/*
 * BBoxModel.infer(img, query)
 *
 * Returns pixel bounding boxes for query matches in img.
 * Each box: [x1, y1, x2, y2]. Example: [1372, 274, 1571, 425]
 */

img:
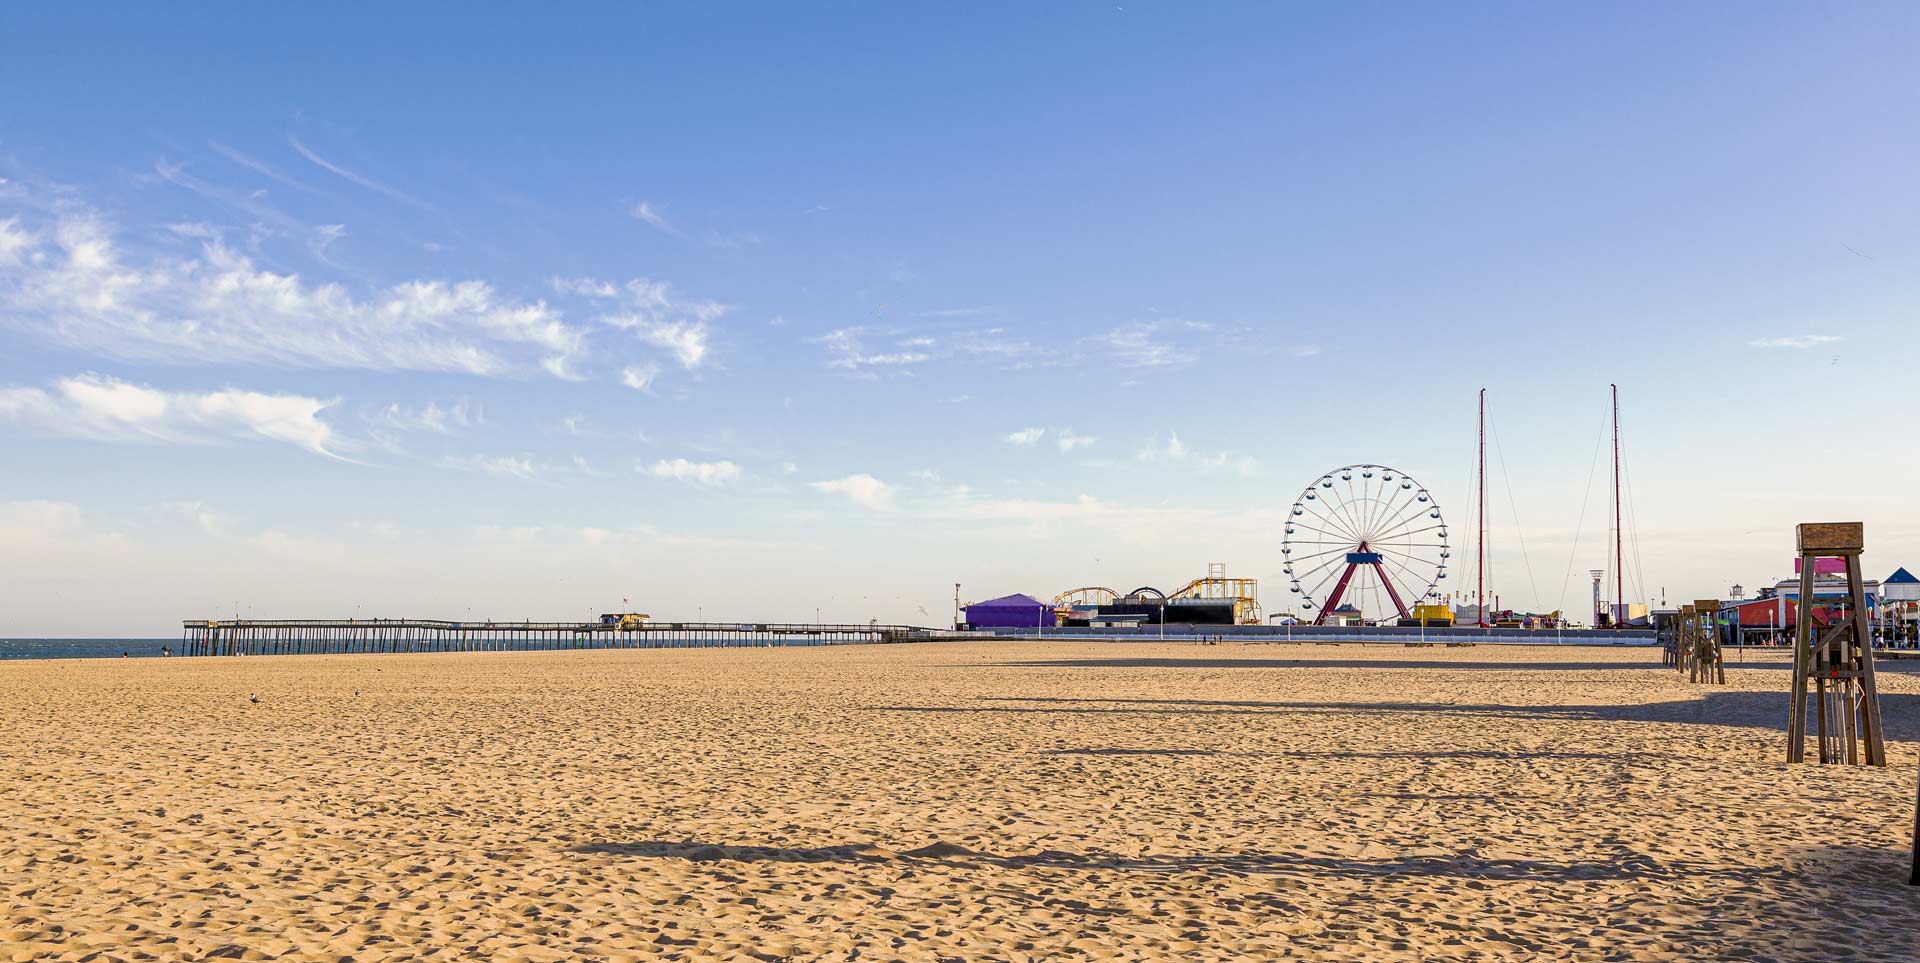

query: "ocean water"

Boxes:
[0, 639, 177, 660]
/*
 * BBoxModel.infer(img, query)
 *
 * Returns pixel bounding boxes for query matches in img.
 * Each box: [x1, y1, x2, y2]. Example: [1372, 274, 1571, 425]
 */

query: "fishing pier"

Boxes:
[178, 617, 954, 657]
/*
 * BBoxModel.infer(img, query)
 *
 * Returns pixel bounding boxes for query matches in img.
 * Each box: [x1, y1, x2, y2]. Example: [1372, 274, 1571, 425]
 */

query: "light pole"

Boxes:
[953, 583, 961, 630]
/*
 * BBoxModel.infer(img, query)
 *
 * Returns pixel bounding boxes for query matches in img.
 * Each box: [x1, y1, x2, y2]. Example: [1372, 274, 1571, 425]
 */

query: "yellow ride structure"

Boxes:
[1166, 563, 1263, 624]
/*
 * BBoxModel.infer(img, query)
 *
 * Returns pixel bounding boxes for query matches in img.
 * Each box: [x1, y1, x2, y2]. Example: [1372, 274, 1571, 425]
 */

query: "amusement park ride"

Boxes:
[1053, 563, 1263, 625]
[1281, 464, 1450, 626]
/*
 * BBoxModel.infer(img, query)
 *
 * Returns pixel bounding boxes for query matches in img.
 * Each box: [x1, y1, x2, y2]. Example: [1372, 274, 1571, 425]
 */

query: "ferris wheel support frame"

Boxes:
[1312, 541, 1411, 626]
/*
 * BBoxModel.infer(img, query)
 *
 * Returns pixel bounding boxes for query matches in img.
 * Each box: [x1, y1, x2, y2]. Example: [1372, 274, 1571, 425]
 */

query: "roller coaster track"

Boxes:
[1052, 587, 1119, 607]
[1053, 570, 1265, 625]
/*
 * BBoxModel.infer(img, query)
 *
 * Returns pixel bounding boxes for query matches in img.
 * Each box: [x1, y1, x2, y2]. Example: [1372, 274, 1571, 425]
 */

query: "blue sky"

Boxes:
[4, 3, 1918, 634]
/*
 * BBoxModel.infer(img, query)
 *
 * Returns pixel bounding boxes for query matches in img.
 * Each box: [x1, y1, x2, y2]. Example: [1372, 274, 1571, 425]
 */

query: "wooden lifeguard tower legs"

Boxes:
[1911, 767, 1919, 885]
[1786, 522, 1885, 766]
[1690, 599, 1725, 684]
[1675, 605, 1694, 677]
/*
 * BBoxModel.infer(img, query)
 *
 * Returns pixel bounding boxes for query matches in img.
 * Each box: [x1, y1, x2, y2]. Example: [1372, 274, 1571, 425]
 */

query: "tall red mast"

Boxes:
[1612, 383, 1623, 627]
[1477, 388, 1487, 628]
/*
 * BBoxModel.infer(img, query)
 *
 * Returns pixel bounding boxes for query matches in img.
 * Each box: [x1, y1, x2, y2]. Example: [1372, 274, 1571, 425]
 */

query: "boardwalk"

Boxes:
[178, 618, 955, 656]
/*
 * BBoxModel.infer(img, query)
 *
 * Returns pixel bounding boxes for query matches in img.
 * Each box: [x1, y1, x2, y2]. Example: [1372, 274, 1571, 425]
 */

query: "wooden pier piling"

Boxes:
[178, 618, 951, 657]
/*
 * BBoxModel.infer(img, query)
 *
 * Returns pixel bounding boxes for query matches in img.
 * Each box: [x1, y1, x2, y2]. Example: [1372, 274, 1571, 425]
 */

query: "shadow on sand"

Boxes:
[573, 838, 1693, 882]
[967, 654, 1920, 675]
[867, 692, 1920, 740]
[965, 657, 1668, 672]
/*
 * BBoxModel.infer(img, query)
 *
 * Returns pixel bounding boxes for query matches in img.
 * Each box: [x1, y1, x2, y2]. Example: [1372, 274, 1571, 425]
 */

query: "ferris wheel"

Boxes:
[1281, 464, 1449, 626]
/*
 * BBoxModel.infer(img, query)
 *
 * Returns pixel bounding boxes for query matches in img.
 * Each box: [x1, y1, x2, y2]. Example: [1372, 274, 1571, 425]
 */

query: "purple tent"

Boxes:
[965, 593, 1053, 629]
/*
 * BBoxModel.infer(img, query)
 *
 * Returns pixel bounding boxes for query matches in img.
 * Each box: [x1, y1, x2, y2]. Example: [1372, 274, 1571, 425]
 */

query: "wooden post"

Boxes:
[1787, 522, 1885, 766]
[1676, 605, 1695, 676]
[1691, 599, 1724, 684]
[1911, 756, 1919, 885]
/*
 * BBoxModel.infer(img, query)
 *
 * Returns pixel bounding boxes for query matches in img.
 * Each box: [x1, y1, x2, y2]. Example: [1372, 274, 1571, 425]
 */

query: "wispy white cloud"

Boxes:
[620, 363, 660, 392]
[815, 325, 1043, 374]
[0, 216, 29, 265]
[704, 228, 762, 250]
[442, 454, 544, 481]
[374, 398, 480, 434]
[1137, 431, 1186, 462]
[1055, 429, 1096, 453]
[817, 326, 932, 370]
[0, 203, 589, 378]
[208, 141, 318, 194]
[550, 276, 621, 299]
[478, 455, 540, 480]
[554, 276, 728, 370]
[1129, 432, 1253, 474]
[811, 473, 895, 510]
[309, 223, 348, 266]
[1005, 427, 1045, 446]
[1749, 335, 1843, 349]
[628, 320, 710, 369]
[643, 458, 742, 485]
[1094, 321, 1194, 368]
[629, 200, 674, 233]
[0, 373, 341, 458]
[165, 221, 221, 240]
[151, 159, 302, 234]
[1291, 345, 1322, 358]
[288, 135, 431, 209]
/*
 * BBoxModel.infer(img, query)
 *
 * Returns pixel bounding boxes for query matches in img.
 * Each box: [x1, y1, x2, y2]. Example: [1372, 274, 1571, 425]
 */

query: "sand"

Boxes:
[2, 642, 1917, 962]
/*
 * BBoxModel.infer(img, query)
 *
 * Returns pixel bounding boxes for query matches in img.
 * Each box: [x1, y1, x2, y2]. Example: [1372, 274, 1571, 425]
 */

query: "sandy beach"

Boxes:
[2, 642, 1917, 962]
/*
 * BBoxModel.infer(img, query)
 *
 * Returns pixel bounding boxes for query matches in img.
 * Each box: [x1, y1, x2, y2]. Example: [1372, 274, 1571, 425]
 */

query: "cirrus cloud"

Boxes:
[1749, 335, 1843, 349]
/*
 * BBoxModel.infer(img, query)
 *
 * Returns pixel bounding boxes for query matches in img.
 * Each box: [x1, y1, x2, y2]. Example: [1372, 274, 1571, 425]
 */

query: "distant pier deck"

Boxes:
[179, 618, 961, 657]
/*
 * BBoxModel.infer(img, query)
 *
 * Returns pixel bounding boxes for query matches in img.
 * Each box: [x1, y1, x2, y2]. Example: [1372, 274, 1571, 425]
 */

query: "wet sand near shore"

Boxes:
[2, 643, 1917, 962]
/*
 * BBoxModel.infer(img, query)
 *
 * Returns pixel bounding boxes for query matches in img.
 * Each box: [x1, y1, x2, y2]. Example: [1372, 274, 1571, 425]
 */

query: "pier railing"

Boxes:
[178, 618, 967, 657]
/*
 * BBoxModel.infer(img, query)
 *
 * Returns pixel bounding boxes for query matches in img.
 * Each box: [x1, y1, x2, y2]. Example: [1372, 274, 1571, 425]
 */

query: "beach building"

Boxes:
[1714, 571, 1888, 645]
[1325, 603, 1365, 626]
[962, 594, 1054, 629]
[1881, 567, 1918, 645]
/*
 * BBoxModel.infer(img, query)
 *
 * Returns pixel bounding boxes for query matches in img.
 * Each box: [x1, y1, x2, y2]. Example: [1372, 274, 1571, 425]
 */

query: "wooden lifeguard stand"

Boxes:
[1787, 522, 1885, 766]
[1675, 604, 1697, 676]
[1690, 599, 1725, 684]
